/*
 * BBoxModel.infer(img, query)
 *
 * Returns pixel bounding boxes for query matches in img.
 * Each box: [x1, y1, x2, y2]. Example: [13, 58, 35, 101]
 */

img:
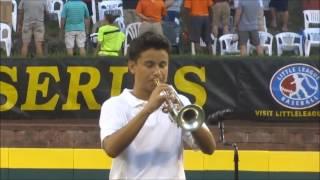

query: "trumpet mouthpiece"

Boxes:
[154, 79, 160, 86]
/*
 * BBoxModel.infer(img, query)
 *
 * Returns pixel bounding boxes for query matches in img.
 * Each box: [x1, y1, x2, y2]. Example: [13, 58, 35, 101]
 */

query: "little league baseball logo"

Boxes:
[270, 63, 320, 109]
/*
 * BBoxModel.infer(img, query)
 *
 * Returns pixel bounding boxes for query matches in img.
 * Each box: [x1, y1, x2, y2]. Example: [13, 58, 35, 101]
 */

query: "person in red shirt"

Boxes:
[136, 0, 167, 36]
[184, 0, 213, 54]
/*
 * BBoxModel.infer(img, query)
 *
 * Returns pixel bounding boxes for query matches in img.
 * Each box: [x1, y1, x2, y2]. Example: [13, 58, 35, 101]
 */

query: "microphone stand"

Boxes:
[218, 120, 239, 180]
[233, 143, 239, 180]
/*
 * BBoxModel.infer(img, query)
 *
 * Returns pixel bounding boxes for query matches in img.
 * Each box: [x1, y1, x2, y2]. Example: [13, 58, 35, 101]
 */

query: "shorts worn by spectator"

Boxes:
[234, 0, 263, 56]
[61, 0, 90, 56]
[212, 0, 231, 37]
[269, 0, 289, 32]
[136, 0, 167, 36]
[18, 0, 47, 58]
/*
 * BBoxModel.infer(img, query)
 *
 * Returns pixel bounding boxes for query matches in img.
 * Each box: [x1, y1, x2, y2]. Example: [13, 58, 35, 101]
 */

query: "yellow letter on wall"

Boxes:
[174, 66, 207, 106]
[62, 67, 100, 110]
[0, 66, 18, 111]
[109, 66, 128, 97]
[21, 67, 60, 110]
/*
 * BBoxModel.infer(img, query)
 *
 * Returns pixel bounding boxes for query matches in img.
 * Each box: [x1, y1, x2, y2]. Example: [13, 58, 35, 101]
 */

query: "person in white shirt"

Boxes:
[99, 31, 216, 180]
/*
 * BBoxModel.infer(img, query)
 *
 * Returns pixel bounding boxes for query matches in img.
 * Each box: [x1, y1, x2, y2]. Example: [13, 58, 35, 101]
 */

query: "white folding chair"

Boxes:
[98, 0, 125, 32]
[275, 32, 303, 56]
[303, 28, 320, 57]
[0, 23, 12, 57]
[124, 22, 141, 55]
[91, 0, 97, 24]
[219, 34, 240, 55]
[247, 31, 273, 56]
[191, 34, 217, 55]
[12, 0, 17, 32]
[303, 10, 320, 28]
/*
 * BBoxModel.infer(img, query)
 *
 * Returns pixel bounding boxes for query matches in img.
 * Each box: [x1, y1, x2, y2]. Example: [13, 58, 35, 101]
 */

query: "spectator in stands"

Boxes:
[61, 0, 90, 56]
[212, 0, 231, 38]
[96, 10, 125, 56]
[184, 0, 213, 54]
[163, 0, 183, 47]
[99, 31, 216, 180]
[123, 0, 140, 26]
[136, 0, 167, 36]
[18, 0, 47, 58]
[269, 0, 289, 32]
[234, 0, 263, 56]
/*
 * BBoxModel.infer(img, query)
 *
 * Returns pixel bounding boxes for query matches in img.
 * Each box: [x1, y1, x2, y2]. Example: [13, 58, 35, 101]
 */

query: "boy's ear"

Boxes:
[128, 60, 135, 74]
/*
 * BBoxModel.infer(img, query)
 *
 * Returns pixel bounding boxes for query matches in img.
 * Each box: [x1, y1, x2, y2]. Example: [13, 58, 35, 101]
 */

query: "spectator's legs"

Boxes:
[223, 25, 229, 35]
[201, 16, 211, 54]
[21, 22, 32, 57]
[258, 9, 265, 31]
[240, 45, 247, 56]
[194, 43, 201, 54]
[270, 7, 277, 28]
[79, 48, 86, 56]
[250, 30, 263, 56]
[66, 48, 74, 56]
[35, 42, 44, 57]
[256, 45, 263, 56]
[280, 11, 289, 31]
[221, 2, 230, 35]
[34, 22, 45, 57]
[239, 31, 249, 56]
[21, 42, 29, 57]
[212, 3, 220, 37]
[206, 44, 212, 55]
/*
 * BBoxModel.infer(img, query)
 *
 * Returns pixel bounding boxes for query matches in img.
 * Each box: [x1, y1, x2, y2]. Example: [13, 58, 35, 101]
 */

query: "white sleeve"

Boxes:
[99, 98, 127, 143]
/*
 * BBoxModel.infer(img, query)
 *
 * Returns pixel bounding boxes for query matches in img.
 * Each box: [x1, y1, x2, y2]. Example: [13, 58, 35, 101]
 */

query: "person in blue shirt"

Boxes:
[61, 0, 90, 56]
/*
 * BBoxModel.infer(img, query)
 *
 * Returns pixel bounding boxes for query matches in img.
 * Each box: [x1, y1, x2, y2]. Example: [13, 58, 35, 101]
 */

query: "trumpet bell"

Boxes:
[177, 104, 204, 131]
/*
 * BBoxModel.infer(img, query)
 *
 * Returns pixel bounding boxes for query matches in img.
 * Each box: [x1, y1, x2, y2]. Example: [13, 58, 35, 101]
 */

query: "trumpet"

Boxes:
[154, 79, 204, 131]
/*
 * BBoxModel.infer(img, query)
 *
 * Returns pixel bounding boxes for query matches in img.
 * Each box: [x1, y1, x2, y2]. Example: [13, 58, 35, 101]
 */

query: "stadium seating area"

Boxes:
[0, 0, 319, 57]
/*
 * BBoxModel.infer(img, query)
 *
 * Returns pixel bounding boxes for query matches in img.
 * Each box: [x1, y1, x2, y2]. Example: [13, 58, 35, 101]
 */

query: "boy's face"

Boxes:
[128, 48, 169, 95]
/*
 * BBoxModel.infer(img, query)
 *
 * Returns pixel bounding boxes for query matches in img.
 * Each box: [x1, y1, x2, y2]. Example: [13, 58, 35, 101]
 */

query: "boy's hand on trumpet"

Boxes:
[143, 80, 170, 114]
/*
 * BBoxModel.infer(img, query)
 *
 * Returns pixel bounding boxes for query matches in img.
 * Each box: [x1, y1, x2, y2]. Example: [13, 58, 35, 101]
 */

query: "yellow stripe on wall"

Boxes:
[0, 148, 319, 172]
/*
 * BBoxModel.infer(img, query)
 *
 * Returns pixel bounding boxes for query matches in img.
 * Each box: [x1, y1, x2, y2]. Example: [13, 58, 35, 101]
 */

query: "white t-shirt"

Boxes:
[99, 89, 199, 180]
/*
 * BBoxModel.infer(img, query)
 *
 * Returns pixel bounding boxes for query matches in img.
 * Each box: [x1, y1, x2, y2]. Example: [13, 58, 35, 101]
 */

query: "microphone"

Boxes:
[207, 109, 234, 143]
[207, 109, 233, 124]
